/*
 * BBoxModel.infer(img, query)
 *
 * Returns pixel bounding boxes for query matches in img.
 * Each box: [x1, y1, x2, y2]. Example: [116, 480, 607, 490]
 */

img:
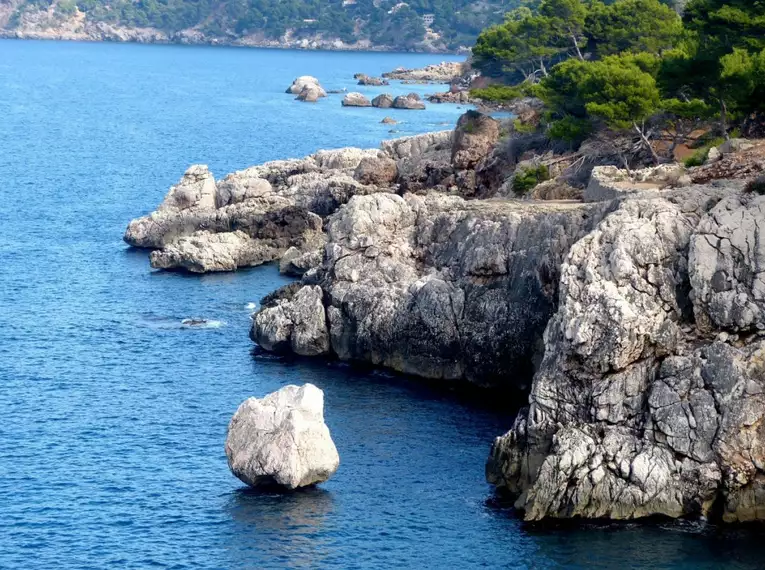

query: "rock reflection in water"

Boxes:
[224, 487, 335, 568]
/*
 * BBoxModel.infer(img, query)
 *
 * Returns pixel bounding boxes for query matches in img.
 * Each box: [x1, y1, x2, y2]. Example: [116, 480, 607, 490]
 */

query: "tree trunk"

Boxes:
[720, 98, 730, 140]
[539, 59, 548, 77]
[633, 122, 660, 164]
[568, 27, 584, 61]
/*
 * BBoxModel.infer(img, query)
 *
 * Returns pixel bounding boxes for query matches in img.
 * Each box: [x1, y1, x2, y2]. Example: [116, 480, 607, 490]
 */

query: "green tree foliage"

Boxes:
[473, 0, 680, 78]
[586, 0, 682, 56]
[541, 54, 662, 159]
[659, 1, 765, 130]
[9, 0, 520, 50]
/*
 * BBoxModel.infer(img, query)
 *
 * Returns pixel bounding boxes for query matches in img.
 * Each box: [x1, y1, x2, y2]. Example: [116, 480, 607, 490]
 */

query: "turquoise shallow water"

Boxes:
[1, 39, 765, 569]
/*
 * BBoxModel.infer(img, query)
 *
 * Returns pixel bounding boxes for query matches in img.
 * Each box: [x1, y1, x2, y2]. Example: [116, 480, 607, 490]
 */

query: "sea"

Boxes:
[1, 39, 764, 569]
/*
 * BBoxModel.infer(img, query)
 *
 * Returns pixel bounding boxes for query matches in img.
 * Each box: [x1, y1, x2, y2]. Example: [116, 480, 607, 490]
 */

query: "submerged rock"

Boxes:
[355, 74, 389, 86]
[225, 383, 340, 489]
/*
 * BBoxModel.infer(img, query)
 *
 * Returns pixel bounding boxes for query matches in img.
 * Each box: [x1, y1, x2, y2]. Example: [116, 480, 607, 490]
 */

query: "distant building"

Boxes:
[422, 13, 435, 27]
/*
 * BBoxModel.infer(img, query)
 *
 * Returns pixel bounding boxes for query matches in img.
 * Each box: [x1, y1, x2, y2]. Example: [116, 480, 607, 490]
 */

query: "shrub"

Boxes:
[683, 136, 726, 168]
[548, 116, 593, 144]
[513, 164, 549, 195]
[469, 84, 535, 103]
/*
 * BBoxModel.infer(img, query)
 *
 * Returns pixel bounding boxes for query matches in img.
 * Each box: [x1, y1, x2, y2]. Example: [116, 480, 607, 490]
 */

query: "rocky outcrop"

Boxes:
[124, 145, 394, 272]
[341, 92, 372, 107]
[382, 62, 465, 83]
[355, 74, 389, 86]
[428, 90, 471, 104]
[372, 94, 394, 108]
[451, 111, 500, 170]
[124, 128, 491, 273]
[225, 383, 340, 489]
[286, 76, 326, 97]
[487, 182, 765, 523]
[296, 85, 325, 102]
[584, 164, 689, 202]
[253, 193, 610, 385]
[392, 93, 426, 110]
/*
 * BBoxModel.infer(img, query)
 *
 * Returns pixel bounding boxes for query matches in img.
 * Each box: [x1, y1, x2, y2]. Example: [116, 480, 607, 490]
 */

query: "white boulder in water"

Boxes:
[225, 383, 339, 489]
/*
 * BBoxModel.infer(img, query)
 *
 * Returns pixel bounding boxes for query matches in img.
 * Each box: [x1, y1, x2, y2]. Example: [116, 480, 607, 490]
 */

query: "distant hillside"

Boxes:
[0, 0, 519, 51]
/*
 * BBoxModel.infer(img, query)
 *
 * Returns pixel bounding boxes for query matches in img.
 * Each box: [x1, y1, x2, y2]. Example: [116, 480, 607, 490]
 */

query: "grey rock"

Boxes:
[689, 193, 765, 332]
[584, 164, 687, 203]
[372, 94, 394, 108]
[487, 181, 765, 523]
[252, 285, 330, 356]
[225, 383, 339, 489]
[392, 94, 426, 110]
[280, 246, 324, 277]
[253, 192, 609, 385]
[286, 76, 326, 97]
[341, 92, 372, 107]
[451, 111, 500, 170]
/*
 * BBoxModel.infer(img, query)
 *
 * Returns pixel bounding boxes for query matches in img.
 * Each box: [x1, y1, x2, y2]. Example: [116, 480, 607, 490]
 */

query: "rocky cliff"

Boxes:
[127, 115, 765, 522]
[487, 183, 765, 523]
[252, 193, 609, 385]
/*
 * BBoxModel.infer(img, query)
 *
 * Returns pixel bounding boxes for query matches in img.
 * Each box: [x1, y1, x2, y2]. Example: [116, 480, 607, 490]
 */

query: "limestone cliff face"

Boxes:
[487, 184, 765, 523]
[253, 192, 609, 385]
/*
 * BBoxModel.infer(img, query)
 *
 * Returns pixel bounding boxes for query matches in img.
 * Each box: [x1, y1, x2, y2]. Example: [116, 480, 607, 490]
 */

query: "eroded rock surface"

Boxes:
[124, 143, 407, 272]
[487, 182, 765, 523]
[253, 193, 609, 385]
[225, 383, 339, 489]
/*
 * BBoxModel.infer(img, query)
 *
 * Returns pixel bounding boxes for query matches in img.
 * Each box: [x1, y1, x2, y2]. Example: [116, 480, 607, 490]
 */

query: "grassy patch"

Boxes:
[513, 165, 550, 195]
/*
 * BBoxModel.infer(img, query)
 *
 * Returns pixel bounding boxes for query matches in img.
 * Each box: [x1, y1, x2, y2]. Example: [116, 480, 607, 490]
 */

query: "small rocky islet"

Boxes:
[125, 106, 765, 521]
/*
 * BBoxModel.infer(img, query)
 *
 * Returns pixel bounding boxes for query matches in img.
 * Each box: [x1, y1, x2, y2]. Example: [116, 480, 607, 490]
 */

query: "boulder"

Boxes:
[372, 94, 394, 108]
[225, 383, 340, 489]
[286, 76, 325, 96]
[353, 156, 398, 186]
[392, 94, 425, 110]
[380, 116, 397, 124]
[451, 110, 500, 170]
[279, 246, 324, 277]
[296, 85, 325, 102]
[252, 285, 330, 356]
[528, 179, 583, 201]
[342, 92, 372, 107]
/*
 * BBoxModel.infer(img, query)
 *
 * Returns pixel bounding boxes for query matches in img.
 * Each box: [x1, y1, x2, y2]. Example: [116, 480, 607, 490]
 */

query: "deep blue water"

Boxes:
[2, 39, 765, 569]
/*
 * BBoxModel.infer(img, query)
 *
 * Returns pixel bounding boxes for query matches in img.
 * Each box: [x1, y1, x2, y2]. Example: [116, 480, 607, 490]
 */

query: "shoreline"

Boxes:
[0, 32, 467, 56]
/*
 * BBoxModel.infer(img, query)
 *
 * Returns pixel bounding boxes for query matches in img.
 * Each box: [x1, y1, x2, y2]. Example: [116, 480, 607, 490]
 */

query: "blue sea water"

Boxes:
[1, 39, 765, 569]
